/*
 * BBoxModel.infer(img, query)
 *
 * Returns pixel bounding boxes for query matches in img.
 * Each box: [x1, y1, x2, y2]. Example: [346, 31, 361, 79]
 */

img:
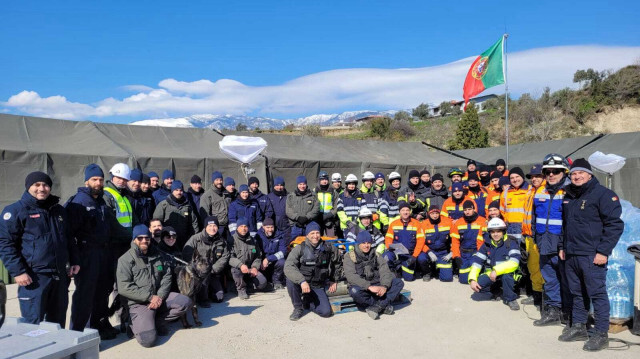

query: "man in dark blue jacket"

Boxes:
[249, 176, 275, 222]
[257, 218, 287, 289]
[127, 168, 155, 227]
[66, 164, 116, 338]
[558, 158, 624, 351]
[0, 171, 80, 327]
[152, 169, 174, 205]
[267, 177, 290, 244]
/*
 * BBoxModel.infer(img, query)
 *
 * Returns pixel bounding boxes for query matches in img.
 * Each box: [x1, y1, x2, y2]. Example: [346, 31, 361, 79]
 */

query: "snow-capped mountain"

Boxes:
[130, 110, 400, 130]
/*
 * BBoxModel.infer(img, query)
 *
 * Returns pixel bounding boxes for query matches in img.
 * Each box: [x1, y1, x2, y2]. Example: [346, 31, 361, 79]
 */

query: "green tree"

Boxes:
[301, 124, 323, 137]
[448, 103, 489, 150]
[412, 103, 431, 120]
[394, 110, 413, 122]
[235, 122, 248, 131]
[367, 116, 392, 139]
[438, 101, 452, 116]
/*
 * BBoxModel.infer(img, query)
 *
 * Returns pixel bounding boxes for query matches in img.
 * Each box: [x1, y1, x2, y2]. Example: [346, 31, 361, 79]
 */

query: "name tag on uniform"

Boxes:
[86, 206, 95, 211]
[29, 214, 40, 219]
[538, 199, 546, 202]
[307, 200, 312, 204]
[563, 201, 569, 204]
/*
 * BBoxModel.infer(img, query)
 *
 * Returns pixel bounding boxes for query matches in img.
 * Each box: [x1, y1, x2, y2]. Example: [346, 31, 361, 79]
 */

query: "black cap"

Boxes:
[510, 167, 525, 180]
[408, 170, 420, 179]
[490, 171, 502, 180]
[428, 204, 441, 213]
[190, 175, 202, 184]
[431, 173, 444, 182]
[467, 172, 479, 181]
[570, 158, 593, 175]
[478, 165, 490, 174]
[496, 159, 506, 166]
[248, 176, 260, 186]
[419, 169, 431, 176]
[488, 200, 500, 210]
[141, 174, 151, 184]
[467, 159, 477, 166]
[25, 171, 52, 190]
[463, 200, 476, 210]
[263, 218, 275, 227]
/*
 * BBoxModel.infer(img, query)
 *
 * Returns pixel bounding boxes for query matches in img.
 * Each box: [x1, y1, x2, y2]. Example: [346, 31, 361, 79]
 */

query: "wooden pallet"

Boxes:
[609, 317, 632, 334]
[330, 289, 412, 315]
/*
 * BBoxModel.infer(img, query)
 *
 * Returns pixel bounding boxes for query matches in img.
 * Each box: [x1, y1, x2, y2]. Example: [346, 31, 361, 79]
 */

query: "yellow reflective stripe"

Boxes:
[425, 228, 436, 233]
[471, 225, 481, 229]
[104, 187, 133, 228]
[436, 263, 452, 269]
[450, 233, 460, 238]
[459, 267, 471, 273]
[439, 226, 450, 231]
[401, 266, 415, 274]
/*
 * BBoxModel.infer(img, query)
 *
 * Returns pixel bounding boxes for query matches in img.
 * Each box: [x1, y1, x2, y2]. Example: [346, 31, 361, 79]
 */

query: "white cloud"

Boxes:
[3, 45, 640, 120]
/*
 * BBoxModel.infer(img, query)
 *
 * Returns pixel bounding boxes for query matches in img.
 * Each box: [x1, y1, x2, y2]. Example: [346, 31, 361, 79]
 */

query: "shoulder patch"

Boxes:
[3, 212, 11, 220]
[612, 196, 618, 201]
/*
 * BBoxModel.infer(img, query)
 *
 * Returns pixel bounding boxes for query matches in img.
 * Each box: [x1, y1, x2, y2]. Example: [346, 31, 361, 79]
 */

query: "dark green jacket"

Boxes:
[284, 238, 342, 286]
[343, 245, 394, 289]
[199, 187, 229, 226]
[229, 232, 262, 270]
[183, 230, 230, 274]
[116, 241, 172, 306]
[153, 195, 199, 245]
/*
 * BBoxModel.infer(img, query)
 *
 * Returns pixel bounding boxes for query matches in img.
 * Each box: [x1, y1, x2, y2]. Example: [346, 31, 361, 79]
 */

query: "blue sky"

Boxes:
[1, 1, 639, 123]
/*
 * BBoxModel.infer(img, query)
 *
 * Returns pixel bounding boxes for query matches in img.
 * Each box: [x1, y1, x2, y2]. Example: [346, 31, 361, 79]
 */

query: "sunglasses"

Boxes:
[544, 169, 564, 176]
[136, 236, 151, 241]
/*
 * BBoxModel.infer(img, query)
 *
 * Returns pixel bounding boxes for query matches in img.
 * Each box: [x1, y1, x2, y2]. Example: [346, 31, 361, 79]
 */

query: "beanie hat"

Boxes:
[224, 177, 235, 187]
[569, 158, 593, 175]
[84, 164, 104, 181]
[467, 172, 479, 181]
[211, 171, 223, 181]
[170, 180, 184, 191]
[238, 184, 249, 193]
[490, 171, 502, 180]
[190, 175, 202, 184]
[420, 169, 431, 177]
[263, 218, 275, 227]
[375, 172, 385, 180]
[305, 221, 321, 235]
[129, 168, 143, 182]
[161, 226, 177, 237]
[148, 171, 159, 179]
[431, 173, 444, 183]
[509, 167, 525, 180]
[467, 159, 477, 166]
[451, 182, 464, 192]
[478, 165, 490, 174]
[25, 171, 53, 190]
[488, 200, 500, 210]
[496, 159, 506, 167]
[408, 170, 420, 179]
[132, 224, 151, 239]
[236, 217, 249, 228]
[204, 216, 219, 227]
[248, 177, 260, 186]
[398, 202, 411, 212]
[428, 204, 441, 213]
[296, 175, 307, 185]
[356, 230, 373, 244]
[162, 169, 174, 181]
[141, 174, 151, 185]
[463, 200, 476, 210]
[498, 176, 511, 187]
[274, 176, 285, 186]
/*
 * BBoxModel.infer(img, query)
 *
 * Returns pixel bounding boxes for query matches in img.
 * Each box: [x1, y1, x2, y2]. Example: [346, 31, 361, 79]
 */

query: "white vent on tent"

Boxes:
[219, 135, 268, 179]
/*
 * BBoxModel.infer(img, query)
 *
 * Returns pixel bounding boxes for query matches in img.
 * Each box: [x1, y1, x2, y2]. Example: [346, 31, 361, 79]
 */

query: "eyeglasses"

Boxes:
[544, 169, 564, 176]
[136, 236, 151, 241]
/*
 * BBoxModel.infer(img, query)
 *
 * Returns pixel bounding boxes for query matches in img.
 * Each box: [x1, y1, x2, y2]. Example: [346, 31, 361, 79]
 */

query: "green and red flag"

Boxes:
[463, 36, 505, 109]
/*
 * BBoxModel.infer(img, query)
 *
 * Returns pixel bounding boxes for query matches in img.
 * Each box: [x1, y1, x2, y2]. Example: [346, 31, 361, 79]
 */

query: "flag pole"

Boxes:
[503, 33, 509, 167]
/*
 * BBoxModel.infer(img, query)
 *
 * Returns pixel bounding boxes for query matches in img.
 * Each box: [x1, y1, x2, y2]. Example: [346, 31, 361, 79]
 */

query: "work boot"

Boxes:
[534, 306, 561, 326]
[289, 308, 304, 321]
[558, 323, 588, 342]
[238, 290, 249, 300]
[156, 323, 169, 337]
[422, 273, 432, 282]
[98, 318, 118, 339]
[520, 296, 535, 305]
[507, 300, 520, 311]
[366, 305, 382, 320]
[274, 283, 285, 291]
[583, 331, 608, 352]
[383, 305, 394, 315]
[532, 291, 542, 309]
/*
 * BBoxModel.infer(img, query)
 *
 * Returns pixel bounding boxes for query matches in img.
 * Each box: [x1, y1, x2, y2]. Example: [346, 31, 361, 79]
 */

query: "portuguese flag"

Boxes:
[463, 36, 505, 109]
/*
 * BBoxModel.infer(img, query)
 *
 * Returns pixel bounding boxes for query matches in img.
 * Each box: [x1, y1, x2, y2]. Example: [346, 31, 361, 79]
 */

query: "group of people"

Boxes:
[0, 153, 624, 351]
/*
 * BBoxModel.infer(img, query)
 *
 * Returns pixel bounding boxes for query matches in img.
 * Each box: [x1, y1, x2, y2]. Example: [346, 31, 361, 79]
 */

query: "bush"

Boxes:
[390, 120, 416, 139]
[301, 124, 323, 137]
[367, 116, 392, 139]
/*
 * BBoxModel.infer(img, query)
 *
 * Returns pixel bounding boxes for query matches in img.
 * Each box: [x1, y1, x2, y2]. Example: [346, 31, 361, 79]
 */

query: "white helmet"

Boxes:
[362, 171, 375, 181]
[345, 174, 358, 183]
[331, 173, 342, 182]
[388, 171, 401, 181]
[109, 163, 131, 181]
[487, 218, 507, 231]
[358, 207, 373, 218]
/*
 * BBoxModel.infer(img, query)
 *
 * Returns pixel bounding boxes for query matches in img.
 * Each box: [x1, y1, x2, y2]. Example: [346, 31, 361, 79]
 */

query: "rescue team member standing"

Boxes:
[286, 175, 320, 240]
[199, 171, 230, 239]
[558, 159, 624, 352]
[284, 222, 341, 321]
[314, 171, 338, 236]
[521, 164, 545, 308]
[469, 218, 521, 311]
[65, 164, 115, 337]
[344, 231, 404, 320]
[0, 172, 80, 327]
[116, 225, 192, 348]
[531, 155, 572, 327]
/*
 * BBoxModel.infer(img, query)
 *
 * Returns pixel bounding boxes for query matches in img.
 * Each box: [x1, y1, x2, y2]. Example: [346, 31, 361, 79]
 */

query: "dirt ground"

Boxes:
[5, 280, 640, 359]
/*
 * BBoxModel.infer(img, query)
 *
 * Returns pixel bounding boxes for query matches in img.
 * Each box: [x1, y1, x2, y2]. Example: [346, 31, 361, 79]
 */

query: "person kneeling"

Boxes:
[468, 218, 521, 311]
[284, 222, 342, 321]
[229, 218, 268, 300]
[344, 231, 404, 320]
[116, 225, 192, 348]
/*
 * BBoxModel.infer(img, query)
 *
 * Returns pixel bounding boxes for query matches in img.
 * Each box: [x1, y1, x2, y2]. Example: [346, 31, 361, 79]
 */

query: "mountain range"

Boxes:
[130, 110, 399, 130]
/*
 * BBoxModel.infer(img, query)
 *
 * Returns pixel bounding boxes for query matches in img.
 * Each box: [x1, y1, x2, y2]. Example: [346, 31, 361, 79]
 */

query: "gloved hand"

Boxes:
[297, 216, 308, 226]
[453, 257, 463, 268]
[428, 251, 438, 262]
[322, 212, 334, 222]
[405, 256, 417, 267]
[519, 242, 528, 262]
[443, 252, 453, 262]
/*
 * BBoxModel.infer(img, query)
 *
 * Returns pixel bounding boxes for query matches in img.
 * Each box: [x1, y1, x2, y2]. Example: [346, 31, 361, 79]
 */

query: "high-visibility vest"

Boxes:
[500, 184, 531, 230]
[104, 186, 133, 228]
[316, 191, 334, 213]
[533, 186, 564, 236]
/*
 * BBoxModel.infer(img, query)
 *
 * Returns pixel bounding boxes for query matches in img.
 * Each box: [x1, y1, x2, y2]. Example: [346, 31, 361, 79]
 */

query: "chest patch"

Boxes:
[30, 214, 41, 219]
